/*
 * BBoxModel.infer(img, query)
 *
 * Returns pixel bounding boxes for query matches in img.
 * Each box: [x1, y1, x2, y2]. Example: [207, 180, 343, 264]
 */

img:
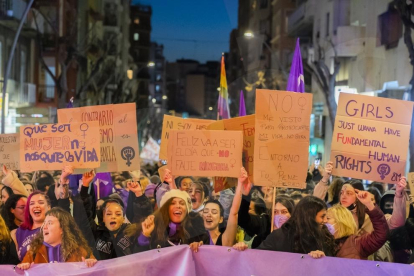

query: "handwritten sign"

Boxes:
[0, 133, 20, 170]
[160, 115, 214, 160]
[167, 130, 243, 177]
[331, 93, 413, 184]
[58, 103, 140, 172]
[254, 89, 312, 188]
[208, 115, 255, 178]
[140, 137, 160, 162]
[20, 122, 100, 172]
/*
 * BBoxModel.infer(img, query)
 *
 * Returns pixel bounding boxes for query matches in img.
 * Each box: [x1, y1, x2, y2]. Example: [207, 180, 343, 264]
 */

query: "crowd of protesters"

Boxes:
[1, 158, 414, 271]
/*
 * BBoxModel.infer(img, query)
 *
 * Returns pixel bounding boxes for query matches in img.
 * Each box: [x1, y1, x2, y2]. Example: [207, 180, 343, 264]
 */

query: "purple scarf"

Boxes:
[168, 222, 179, 237]
[43, 242, 63, 263]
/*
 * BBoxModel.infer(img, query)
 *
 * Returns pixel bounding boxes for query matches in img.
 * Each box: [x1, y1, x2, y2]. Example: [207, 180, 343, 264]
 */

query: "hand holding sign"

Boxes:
[60, 165, 74, 184]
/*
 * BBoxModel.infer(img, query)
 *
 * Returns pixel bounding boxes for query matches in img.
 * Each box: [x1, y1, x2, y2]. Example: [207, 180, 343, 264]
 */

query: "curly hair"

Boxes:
[28, 207, 92, 261]
[281, 196, 336, 255]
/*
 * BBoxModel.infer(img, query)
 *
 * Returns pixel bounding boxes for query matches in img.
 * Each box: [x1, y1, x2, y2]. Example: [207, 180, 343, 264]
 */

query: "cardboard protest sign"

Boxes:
[0, 133, 20, 170]
[20, 122, 100, 172]
[254, 89, 312, 188]
[58, 103, 140, 172]
[160, 115, 214, 160]
[331, 93, 413, 184]
[167, 130, 243, 177]
[208, 115, 255, 178]
[267, 140, 309, 188]
[408, 172, 414, 193]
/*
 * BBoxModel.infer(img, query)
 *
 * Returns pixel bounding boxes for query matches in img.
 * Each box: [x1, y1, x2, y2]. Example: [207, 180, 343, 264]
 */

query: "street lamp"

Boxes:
[244, 31, 254, 38]
[148, 61, 155, 67]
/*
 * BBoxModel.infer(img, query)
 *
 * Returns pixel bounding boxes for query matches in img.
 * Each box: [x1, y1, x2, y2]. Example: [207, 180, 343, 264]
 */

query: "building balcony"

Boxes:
[333, 26, 365, 57]
[287, 0, 315, 36]
[0, 0, 27, 21]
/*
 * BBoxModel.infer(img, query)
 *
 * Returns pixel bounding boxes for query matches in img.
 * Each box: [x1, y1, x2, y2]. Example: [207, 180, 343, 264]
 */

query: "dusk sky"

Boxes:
[132, 0, 238, 63]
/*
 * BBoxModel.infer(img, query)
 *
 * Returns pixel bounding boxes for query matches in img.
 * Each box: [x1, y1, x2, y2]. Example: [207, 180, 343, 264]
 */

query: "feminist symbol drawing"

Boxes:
[121, 147, 135, 167]
[298, 97, 306, 113]
[377, 164, 391, 180]
[80, 123, 89, 139]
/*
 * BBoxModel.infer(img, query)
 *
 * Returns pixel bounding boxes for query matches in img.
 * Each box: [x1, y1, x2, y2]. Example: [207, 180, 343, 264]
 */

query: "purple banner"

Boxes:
[1, 245, 412, 276]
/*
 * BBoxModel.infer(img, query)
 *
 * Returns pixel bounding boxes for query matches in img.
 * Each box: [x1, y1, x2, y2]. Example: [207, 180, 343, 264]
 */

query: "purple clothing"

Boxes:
[138, 233, 150, 246]
[137, 222, 180, 246]
[16, 227, 40, 260]
[43, 242, 63, 263]
[94, 173, 114, 200]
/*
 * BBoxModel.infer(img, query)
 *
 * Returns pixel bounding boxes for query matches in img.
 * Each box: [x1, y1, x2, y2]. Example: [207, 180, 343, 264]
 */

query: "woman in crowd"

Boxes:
[11, 190, 51, 260]
[23, 182, 34, 195]
[188, 181, 209, 213]
[175, 176, 194, 193]
[0, 194, 27, 231]
[128, 189, 208, 251]
[234, 196, 336, 256]
[1, 186, 13, 204]
[17, 207, 97, 270]
[367, 186, 382, 206]
[309, 190, 388, 260]
[93, 198, 136, 259]
[189, 168, 246, 251]
[273, 196, 295, 230]
[314, 162, 373, 234]
[237, 179, 270, 249]
[0, 215, 19, 265]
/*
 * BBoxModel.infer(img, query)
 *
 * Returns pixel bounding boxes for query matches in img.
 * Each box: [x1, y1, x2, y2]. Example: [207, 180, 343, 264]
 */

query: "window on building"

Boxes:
[377, 8, 403, 49]
[326, 13, 330, 37]
[156, 74, 161, 81]
[285, 10, 293, 33]
[156, 85, 160, 92]
[259, 20, 268, 34]
[134, 33, 139, 41]
[134, 18, 140, 24]
[260, 0, 268, 9]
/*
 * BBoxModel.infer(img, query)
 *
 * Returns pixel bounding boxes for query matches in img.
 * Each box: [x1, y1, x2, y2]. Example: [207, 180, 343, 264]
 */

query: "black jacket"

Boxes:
[93, 223, 136, 260]
[137, 212, 210, 251]
[0, 240, 19, 265]
[126, 192, 153, 223]
[238, 195, 271, 249]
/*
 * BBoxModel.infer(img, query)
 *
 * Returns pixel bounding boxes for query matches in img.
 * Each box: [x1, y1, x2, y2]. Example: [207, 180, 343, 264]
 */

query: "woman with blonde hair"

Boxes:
[0, 215, 19, 264]
[16, 207, 97, 270]
[309, 190, 388, 260]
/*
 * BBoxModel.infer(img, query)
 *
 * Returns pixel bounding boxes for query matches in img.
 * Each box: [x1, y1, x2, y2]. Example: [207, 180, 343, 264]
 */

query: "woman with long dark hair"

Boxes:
[127, 189, 208, 251]
[17, 207, 96, 270]
[235, 196, 336, 255]
[0, 194, 27, 231]
[273, 196, 295, 230]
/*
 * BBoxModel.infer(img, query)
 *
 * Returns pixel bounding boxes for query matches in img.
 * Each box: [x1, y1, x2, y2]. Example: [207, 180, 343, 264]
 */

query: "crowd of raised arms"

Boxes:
[1, 160, 414, 271]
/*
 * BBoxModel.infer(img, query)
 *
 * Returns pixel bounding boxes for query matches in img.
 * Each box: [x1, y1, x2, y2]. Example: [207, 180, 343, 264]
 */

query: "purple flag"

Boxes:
[3, 245, 412, 276]
[218, 55, 231, 119]
[66, 97, 74, 108]
[239, 90, 246, 117]
[286, 38, 305, 93]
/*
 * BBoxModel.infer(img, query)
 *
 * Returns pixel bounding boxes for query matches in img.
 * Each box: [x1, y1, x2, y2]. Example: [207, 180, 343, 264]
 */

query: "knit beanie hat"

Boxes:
[159, 189, 192, 213]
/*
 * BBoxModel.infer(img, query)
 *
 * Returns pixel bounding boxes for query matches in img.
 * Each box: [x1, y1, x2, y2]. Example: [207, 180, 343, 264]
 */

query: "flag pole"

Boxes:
[271, 187, 277, 232]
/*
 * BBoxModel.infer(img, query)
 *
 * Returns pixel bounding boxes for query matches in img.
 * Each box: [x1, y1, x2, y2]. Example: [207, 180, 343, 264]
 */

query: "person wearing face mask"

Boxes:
[92, 199, 136, 260]
[126, 189, 209, 251]
[10, 191, 51, 261]
[234, 196, 336, 255]
[309, 190, 388, 260]
[188, 168, 246, 252]
[17, 207, 96, 270]
[273, 196, 295, 230]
